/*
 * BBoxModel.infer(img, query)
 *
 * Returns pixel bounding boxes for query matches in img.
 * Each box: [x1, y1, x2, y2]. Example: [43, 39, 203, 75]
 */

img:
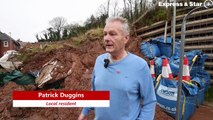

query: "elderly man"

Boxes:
[78, 16, 156, 120]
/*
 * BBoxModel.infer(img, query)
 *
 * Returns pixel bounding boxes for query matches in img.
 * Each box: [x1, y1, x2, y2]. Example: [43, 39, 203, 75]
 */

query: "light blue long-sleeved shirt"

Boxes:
[82, 53, 156, 120]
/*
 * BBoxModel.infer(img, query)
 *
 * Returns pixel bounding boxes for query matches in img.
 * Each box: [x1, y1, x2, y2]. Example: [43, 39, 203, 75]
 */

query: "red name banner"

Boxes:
[13, 91, 109, 100]
[13, 91, 110, 107]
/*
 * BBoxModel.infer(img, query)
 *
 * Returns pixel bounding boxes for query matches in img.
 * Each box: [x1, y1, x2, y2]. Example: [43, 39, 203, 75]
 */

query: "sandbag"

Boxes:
[191, 77, 206, 106]
[192, 70, 210, 91]
[173, 40, 181, 59]
[197, 88, 205, 105]
[169, 50, 208, 77]
[153, 37, 173, 57]
[140, 37, 181, 59]
[140, 41, 160, 59]
[155, 77, 197, 120]
[185, 50, 208, 67]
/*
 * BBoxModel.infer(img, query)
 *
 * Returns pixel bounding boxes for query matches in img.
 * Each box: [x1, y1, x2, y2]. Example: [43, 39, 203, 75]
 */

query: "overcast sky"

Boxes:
[0, 0, 111, 42]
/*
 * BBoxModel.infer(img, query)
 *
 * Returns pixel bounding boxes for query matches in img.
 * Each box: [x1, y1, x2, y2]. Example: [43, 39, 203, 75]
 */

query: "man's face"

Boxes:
[103, 21, 129, 55]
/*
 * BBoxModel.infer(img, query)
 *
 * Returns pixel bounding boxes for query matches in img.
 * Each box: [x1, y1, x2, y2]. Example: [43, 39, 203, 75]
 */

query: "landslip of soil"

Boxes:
[0, 38, 173, 120]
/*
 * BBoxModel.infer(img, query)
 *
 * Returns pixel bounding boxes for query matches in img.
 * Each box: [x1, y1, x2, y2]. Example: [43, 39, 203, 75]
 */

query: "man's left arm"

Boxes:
[138, 65, 157, 120]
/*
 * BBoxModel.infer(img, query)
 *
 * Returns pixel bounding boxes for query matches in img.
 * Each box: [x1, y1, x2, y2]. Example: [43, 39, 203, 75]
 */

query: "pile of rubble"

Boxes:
[0, 38, 173, 119]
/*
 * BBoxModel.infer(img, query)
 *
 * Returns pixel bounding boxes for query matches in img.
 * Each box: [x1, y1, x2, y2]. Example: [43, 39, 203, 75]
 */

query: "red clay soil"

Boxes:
[0, 38, 173, 119]
[0, 82, 174, 120]
[190, 105, 213, 120]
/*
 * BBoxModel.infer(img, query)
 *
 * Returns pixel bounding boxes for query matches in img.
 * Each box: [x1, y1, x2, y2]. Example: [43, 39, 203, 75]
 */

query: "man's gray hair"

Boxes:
[105, 16, 130, 35]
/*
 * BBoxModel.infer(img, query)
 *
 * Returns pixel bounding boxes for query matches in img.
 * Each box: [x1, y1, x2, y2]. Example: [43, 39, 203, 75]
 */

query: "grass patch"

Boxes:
[205, 86, 213, 102]
[135, 6, 168, 27]
[73, 28, 103, 46]
[85, 28, 103, 41]
[15, 28, 103, 63]
[42, 44, 63, 52]
[73, 34, 87, 46]
[15, 42, 64, 63]
[15, 47, 42, 63]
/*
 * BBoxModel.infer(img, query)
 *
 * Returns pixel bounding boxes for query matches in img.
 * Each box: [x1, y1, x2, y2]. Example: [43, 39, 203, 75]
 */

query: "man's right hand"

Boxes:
[78, 113, 88, 120]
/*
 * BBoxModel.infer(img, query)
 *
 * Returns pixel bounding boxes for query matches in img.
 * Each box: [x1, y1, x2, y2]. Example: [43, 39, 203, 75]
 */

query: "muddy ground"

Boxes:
[0, 38, 173, 120]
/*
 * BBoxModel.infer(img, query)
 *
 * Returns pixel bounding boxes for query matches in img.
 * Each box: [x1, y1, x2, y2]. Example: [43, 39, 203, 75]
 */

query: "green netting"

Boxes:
[2, 70, 35, 85]
[0, 72, 7, 86]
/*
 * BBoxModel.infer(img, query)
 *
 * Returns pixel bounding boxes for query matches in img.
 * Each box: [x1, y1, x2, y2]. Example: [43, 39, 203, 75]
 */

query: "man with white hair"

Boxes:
[78, 16, 156, 120]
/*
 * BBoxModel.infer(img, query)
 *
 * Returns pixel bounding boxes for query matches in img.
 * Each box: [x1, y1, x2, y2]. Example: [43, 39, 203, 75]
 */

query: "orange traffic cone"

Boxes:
[176, 57, 191, 82]
[162, 58, 173, 79]
[150, 60, 156, 79]
[182, 57, 190, 82]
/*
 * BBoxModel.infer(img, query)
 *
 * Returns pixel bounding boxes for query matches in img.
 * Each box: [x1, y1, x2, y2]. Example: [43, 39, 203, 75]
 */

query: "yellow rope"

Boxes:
[190, 55, 198, 71]
[182, 80, 193, 86]
[155, 74, 162, 89]
[181, 94, 186, 120]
